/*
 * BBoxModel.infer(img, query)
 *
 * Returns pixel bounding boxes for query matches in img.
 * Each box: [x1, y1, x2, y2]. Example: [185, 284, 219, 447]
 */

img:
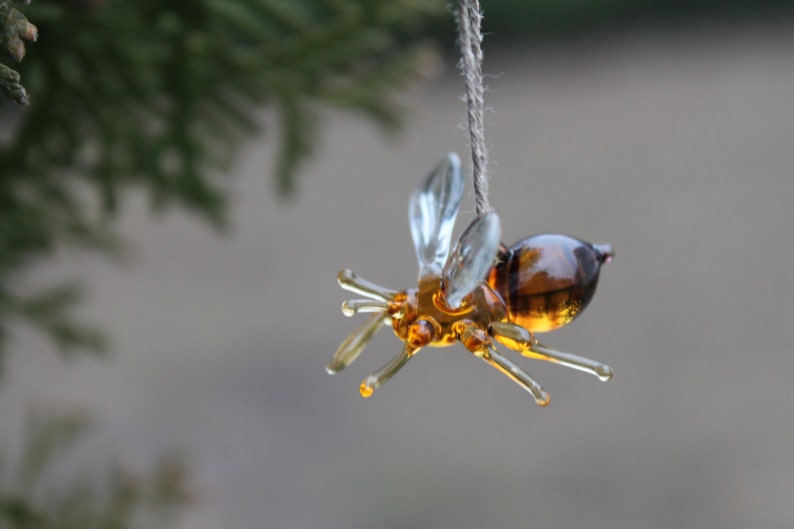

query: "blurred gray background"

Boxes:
[2, 18, 793, 529]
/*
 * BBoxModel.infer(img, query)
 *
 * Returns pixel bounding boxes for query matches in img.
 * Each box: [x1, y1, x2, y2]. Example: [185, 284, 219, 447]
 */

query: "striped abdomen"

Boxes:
[486, 234, 612, 333]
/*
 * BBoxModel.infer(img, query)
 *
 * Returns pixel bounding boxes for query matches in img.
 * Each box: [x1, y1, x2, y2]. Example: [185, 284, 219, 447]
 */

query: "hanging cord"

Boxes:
[456, 0, 491, 215]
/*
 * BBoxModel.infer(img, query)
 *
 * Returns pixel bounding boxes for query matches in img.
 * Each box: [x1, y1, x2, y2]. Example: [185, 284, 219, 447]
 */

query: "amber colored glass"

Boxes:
[487, 234, 613, 333]
[328, 153, 614, 404]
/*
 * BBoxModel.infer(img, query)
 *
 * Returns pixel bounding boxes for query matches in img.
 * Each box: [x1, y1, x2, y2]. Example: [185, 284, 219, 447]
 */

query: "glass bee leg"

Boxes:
[326, 313, 389, 374]
[337, 269, 398, 302]
[532, 340, 613, 381]
[359, 344, 415, 398]
[481, 345, 550, 406]
[341, 299, 395, 317]
[489, 321, 613, 382]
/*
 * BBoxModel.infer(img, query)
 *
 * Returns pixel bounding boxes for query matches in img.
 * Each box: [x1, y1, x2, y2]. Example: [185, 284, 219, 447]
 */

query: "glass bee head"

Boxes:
[328, 153, 613, 405]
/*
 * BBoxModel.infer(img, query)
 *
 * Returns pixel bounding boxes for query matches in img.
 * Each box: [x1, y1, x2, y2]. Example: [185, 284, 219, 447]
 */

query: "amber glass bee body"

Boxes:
[487, 234, 613, 333]
[390, 275, 507, 349]
[329, 153, 613, 405]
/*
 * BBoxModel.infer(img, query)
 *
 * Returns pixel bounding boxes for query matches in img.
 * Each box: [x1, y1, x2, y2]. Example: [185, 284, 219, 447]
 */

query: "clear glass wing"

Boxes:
[409, 153, 464, 278]
[441, 212, 501, 309]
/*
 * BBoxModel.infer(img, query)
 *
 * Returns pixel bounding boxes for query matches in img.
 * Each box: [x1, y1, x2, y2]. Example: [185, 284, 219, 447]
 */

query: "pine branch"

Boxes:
[0, 0, 38, 104]
[0, 0, 444, 362]
[0, 410, 191, 529]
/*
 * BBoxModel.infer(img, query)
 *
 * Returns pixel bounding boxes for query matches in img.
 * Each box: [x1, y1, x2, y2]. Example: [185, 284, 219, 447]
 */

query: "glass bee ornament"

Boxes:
[327, 153, 613, 405]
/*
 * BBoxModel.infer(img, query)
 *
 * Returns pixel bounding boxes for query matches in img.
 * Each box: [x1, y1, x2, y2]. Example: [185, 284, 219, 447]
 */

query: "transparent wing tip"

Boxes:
[409, 153, 465, 276]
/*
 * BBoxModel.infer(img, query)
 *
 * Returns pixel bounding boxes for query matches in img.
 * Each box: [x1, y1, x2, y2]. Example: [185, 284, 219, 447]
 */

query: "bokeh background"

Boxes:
[1, 1, 793, 528]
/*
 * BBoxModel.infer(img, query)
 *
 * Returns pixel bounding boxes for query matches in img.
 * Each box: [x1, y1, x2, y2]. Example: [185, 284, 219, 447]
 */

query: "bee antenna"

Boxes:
[337, 269, 398, 301]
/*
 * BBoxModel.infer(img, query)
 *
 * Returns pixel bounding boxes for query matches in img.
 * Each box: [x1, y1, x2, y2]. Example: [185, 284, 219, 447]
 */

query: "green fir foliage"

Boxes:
[0, 0, 443, 364]
[0, 411, 190, 529]
[0, 0, 38, 105]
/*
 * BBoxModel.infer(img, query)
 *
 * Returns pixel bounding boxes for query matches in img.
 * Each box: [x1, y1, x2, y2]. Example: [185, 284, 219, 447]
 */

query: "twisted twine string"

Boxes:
[456, 0, 491, 215]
